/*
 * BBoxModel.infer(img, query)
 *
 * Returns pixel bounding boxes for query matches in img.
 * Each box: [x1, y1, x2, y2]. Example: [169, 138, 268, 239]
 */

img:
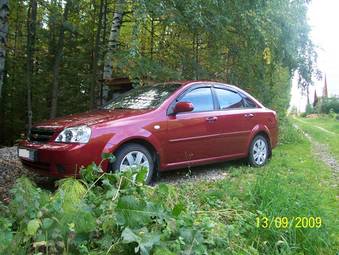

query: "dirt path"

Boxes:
[293, 124, 339, 181]
[294, 118, 336, 135]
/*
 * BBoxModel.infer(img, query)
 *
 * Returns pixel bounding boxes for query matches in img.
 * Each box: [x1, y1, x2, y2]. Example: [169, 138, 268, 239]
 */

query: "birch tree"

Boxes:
[103, 0, 125, 80]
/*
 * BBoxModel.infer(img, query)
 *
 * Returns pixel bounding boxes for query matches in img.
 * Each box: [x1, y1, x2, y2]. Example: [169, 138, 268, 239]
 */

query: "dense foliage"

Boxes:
[316, 97, 339, 114]
[0, 0, 317, 145]
[0, 160, 252, 254]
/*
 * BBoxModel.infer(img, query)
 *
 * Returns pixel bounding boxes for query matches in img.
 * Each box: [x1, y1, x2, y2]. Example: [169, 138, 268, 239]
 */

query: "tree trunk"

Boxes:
[100, 0, 108, 105]
[26, 0, 37, 132]
[103, 0, 125, 80]
[150, 17, 154, 61]
[0, 0, 9, 99]
[50, 0, 71, 119]
[90, 0, 104, 109]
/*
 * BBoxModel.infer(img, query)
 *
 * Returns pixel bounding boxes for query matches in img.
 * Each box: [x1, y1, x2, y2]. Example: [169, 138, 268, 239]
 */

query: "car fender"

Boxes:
[247, 124, 273, 151]
[102, 129, 163, 160]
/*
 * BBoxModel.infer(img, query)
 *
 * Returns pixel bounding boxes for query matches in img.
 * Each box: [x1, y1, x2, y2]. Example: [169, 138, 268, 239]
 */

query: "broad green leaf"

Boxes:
[172, 203, 186, 217]
[116, 195, 151, 228]
[121, 227, 160, 255]
[135, 166, 148, 184]
[41, 218, 54, 230]
[26, 219, 41, 236]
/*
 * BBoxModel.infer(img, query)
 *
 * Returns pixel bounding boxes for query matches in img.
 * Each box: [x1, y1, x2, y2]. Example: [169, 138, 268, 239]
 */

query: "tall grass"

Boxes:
[247, 120, 338, 254]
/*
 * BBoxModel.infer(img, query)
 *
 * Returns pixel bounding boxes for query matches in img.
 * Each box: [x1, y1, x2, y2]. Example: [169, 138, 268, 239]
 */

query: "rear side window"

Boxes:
[243, 97, 257, 108]
[215, 88, 244, 109]
[180, 87, 214, 112]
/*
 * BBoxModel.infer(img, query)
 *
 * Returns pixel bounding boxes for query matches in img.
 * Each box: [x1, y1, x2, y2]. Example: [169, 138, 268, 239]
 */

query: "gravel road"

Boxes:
[0, 147, 34, 202]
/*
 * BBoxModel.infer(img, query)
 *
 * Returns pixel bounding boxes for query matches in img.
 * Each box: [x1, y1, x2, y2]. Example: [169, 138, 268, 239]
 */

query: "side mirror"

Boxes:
[173, 101, 194, 114]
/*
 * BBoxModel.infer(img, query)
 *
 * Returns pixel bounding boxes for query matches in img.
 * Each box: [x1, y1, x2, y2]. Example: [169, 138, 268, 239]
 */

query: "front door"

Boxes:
[165, 86, 219, 165]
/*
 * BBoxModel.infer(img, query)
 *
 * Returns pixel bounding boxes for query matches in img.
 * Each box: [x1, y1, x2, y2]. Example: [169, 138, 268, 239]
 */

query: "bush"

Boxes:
[0, 160, 255, 254]
[299, 112, 307, 118]
[316, 97, 339, 114]
[328, 108, 337, 119]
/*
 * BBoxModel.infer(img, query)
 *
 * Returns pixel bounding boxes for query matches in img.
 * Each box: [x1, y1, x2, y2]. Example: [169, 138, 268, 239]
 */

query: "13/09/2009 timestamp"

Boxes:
[256, 216, 322, 229]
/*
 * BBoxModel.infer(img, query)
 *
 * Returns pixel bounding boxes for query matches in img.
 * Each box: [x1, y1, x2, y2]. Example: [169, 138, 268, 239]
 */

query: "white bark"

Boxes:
[103, 0, 125, 80]
[0, 0, 9, 98]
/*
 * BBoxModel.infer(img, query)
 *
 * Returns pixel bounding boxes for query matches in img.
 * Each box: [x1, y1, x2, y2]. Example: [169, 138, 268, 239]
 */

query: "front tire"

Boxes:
[111, 143, 154, 184]
[248, 135, 269, 167]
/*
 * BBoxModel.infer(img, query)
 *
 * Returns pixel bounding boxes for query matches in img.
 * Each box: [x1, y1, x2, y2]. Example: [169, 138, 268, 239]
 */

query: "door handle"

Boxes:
[244, 113, 254, 118]
[206, 116, 218, 122]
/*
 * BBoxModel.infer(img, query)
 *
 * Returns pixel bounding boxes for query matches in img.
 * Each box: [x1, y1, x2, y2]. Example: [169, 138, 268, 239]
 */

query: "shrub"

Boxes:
[300, 112, 307, 118]
[0, 160, 254, 254]
[316, 97, 339, 114]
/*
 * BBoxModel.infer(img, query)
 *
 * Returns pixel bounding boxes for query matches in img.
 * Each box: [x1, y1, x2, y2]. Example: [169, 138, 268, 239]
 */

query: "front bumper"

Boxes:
[18, 140, 108, 177]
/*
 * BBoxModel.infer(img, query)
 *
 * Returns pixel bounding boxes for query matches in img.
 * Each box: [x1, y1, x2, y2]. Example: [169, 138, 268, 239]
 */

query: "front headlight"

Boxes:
[55, 125, 91, 143]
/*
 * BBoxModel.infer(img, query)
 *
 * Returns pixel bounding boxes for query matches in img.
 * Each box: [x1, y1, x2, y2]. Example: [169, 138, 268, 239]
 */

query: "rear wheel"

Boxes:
[248, 135, 269, 167]
[111, 143, 154, 184]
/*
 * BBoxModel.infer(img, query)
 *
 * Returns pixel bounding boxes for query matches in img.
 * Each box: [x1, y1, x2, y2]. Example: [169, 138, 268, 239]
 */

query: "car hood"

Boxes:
[34, 109, 152, 131]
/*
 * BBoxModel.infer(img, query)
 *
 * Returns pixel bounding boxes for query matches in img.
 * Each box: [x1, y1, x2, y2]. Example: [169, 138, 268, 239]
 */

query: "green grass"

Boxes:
[178, 120, 339, 254]
[293, 116, 339, 160]
[295, 115, 339, 134]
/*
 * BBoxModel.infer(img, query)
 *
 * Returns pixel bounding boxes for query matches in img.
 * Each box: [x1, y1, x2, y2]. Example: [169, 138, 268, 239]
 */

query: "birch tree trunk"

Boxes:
[26, 0, 37, 132]
[50, 0, 70, 119]
[0, 0, 9, 99]
[103, 0, 125, 80]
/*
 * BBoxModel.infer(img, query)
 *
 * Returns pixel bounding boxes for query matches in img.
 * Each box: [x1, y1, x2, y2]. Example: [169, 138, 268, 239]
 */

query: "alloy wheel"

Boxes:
[252, 138, 267, 165]
[119, 150, 150, 177]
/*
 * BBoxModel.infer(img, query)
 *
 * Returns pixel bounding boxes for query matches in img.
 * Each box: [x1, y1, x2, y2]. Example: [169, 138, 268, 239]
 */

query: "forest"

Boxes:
[0, 0, 317, 146]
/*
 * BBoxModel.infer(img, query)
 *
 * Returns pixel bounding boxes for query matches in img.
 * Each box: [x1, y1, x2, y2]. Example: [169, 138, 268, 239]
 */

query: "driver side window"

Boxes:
[179, 87, 214, 112]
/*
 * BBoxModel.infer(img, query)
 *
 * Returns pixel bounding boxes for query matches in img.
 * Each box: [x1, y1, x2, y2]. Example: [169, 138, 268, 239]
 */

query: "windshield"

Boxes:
[103, 83, 182, 110]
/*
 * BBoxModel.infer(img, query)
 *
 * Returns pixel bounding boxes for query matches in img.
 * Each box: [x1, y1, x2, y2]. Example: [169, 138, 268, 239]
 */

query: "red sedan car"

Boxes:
[18, 81, 278, 183]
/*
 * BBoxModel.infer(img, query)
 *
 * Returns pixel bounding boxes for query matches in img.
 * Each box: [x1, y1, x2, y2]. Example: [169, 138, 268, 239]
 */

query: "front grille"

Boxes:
[29, 128, 55, 143]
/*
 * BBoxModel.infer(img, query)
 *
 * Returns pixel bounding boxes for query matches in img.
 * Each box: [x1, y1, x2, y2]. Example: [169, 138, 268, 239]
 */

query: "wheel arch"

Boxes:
[108, 138, 160, 171]
[248, 125, 272, 158]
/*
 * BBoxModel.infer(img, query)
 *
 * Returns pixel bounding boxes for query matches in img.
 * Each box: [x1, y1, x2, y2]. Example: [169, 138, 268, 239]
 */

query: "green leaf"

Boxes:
[102, 153, 116, 163]
[116, 195, 151, 228]
[172, 203, 186, 217]
[135, 166, 148, 184]
[121, 227, 160, 255]
[26, 219, 41, 236]
[41, 218, 54, 230]
[153, 248, 176, 255]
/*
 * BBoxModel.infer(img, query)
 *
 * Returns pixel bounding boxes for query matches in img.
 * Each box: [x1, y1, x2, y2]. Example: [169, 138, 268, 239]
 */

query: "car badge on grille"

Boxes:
[32, 133, 39, 139]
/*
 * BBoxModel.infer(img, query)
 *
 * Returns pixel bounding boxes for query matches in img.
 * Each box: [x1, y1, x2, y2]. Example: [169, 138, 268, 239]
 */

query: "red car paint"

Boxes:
[18, 81, 278, 177]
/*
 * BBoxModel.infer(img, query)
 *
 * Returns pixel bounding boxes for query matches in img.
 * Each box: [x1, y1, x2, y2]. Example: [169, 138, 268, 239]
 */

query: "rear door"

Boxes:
[210, 86, 257, 156]
[165, 85, 221, 165]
